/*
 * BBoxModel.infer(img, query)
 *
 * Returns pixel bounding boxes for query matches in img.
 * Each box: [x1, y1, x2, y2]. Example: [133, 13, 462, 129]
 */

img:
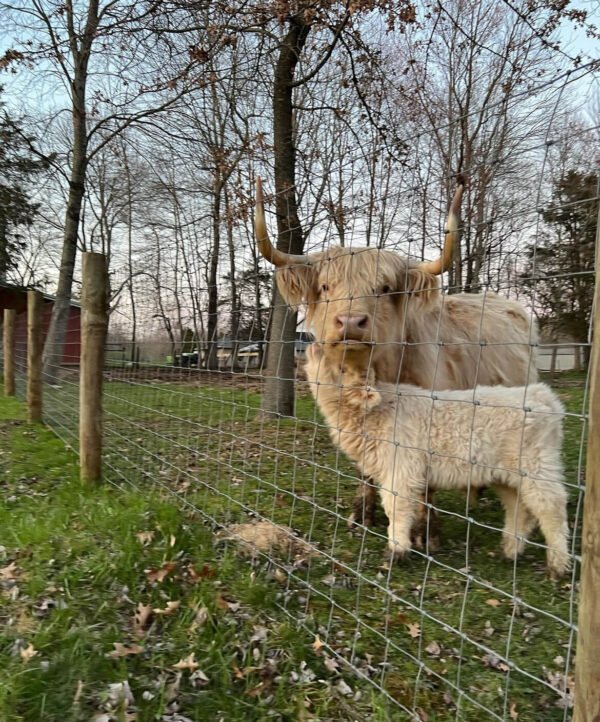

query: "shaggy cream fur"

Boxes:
[305, 345, 570, 577]
[275, 243, 539, 536]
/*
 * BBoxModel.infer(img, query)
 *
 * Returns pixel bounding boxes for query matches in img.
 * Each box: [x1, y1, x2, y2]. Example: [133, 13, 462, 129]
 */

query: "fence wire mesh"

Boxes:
[6, 59, 598, 722]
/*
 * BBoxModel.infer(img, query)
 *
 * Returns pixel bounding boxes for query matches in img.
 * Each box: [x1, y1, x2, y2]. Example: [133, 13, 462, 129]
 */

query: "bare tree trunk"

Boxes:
[206, 178, 222, 370]
[225, 186, 241, 369]
[261, 17, 310, 416]
[42, 0, 99, 379]
[42, 114, 87, 379]
[123, 148, 138, 366]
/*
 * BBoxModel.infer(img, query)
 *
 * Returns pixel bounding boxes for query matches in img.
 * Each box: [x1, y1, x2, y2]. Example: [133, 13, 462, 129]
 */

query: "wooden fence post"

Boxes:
[574, 209, 600, 722]
[3, 309, 16, 396]
[80, 252, 108, 485]
[27, 291, 43, 423]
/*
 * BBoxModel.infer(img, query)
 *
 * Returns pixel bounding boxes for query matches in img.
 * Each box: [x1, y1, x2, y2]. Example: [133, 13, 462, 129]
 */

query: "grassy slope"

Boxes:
[0, 396, 386, 722]
[0, 371, 587, 721]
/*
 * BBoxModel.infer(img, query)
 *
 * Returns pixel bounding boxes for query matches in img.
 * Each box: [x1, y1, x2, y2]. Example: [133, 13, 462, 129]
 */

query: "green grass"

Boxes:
[0, 370, 587, 721]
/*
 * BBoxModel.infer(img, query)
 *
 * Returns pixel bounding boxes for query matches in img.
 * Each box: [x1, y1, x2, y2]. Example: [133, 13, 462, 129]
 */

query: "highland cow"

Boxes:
[255, 177, 539, 543]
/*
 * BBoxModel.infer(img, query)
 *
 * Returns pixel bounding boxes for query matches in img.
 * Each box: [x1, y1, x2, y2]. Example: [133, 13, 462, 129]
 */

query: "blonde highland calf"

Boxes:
[305, 344, 570, 577]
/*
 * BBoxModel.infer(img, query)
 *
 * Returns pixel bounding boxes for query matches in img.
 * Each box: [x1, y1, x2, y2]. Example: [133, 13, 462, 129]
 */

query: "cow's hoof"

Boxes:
[347, 497, 377, 529]
[410, 520, 441, 553]
[546, 549, 570, 580]
[384, 543, 411, 566]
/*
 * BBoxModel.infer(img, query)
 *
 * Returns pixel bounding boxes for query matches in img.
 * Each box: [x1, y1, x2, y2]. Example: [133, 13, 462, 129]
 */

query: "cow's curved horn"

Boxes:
[419, 178, 465, 276]
[254, 177, 311, 267]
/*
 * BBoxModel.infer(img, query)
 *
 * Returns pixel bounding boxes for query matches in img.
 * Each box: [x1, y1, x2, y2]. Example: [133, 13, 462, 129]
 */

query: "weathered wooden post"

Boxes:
[574, 208, 600, 722]
[27, 291, 43, 423]
[3, 309, 16, 396]
[80, 252, 108, 485]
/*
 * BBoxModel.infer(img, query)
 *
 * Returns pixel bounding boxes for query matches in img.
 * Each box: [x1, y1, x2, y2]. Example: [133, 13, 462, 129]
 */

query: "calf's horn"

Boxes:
[419, 178, 465, 276]
[254, 177, 311, 267]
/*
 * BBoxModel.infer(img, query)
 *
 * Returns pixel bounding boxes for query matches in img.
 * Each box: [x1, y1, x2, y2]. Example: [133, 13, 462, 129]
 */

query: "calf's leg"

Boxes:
[520, 479, 570, 577]
[495, 485, 537, 560]
[349, 480, 442, 552]
[380, 474, 423, 562]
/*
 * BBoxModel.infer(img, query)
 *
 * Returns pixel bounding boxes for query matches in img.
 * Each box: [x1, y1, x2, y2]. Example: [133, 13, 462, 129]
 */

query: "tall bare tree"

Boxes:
[1, 0, 217, 376]
[260, 1, 415, 416]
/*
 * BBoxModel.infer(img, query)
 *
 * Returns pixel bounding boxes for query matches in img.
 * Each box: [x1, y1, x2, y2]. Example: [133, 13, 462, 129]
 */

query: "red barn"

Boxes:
[0, 283, 81, 365]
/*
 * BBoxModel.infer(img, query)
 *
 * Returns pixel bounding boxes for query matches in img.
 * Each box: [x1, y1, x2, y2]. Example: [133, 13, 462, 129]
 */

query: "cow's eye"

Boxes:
[380, 285, 392, 294]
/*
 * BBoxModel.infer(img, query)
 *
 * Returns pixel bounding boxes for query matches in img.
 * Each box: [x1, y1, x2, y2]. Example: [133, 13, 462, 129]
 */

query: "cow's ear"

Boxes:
[275, 265, 316, 307]
[405, 268, 440, 306]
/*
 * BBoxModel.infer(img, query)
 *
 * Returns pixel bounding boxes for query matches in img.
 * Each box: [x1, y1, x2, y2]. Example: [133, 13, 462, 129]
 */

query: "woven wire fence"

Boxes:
[9, 63, 598, 721]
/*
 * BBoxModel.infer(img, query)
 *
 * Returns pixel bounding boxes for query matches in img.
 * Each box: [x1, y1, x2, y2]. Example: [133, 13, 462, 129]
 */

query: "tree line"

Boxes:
[0, 0, 598, 412]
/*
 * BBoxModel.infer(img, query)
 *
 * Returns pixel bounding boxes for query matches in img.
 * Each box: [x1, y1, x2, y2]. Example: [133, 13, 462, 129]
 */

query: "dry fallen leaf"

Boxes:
[312, 635, 325, 652]
[19, 643, 38, 662]
[484, 620, 495, 638]
[108, 642, 144, 659]
[136, 531, 154, 546]
[509, 702, 519, 720]
[153, 600, 181, 616]
[190, 605, 209, 632]
[246, 664, 276, 698]
[337, 679, 353, 697]
[107, 680, 135, 707]
[481, 652, 509, 672]
[250, 625, 268, 644]
[272, 568, 287, 584]
[188, 563, 215, 582]
[189, 668, 209, 688]
[0, 561, 18, 581]
[486, 598, 501, 607]
[543, 666, 575, 709]
[216, 595, 240, 613]
[407, 623, 421, 639]
[145, 561, 176, 584]
[323, 655, 339, 673]
[133, 603, 153, 638]
[165, 672, 182, 703]
[425, 641, 441, 656]
[173, 653, 199, 671]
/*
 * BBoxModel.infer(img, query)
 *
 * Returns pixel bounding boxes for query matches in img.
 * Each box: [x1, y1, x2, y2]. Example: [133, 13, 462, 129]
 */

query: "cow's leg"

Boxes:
[348, 478, 378, 528]
[411, 488, 441, 552]
[467, 487, 481, 508]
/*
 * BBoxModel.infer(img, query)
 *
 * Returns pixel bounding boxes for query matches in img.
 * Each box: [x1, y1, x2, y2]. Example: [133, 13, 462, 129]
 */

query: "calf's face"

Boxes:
[304, 343, 380, 410]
